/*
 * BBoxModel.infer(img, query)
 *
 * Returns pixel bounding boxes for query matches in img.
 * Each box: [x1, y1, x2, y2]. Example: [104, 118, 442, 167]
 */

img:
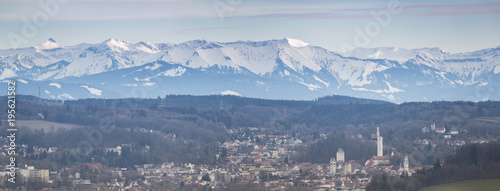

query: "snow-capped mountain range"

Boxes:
[1, 38, 499, 102]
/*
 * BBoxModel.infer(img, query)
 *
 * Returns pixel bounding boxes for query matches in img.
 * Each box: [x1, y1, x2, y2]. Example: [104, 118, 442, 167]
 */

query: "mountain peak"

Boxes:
[104, 38, 128, 43]
[103, 38, 130, 52]
[35, 38, 61, 50]
[285, 37, 309, 48]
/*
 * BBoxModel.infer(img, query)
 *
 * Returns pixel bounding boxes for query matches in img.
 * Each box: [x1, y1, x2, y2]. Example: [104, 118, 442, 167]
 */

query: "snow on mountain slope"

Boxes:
[343, 47, 449, 62]
[0, 69, 16, 80]
[344, 46, 500, 85]
[81, 85, 102, 96]
[0, 38, 499, 102]
[49, 83, 61, 89]
[105, 38, 130, 52]
[221, 90, 241, 96]
[286, 38, 309, 48]
[161, 66, 186, 77]
[35, 38, 61, 51]
[0, 38, 392, 83]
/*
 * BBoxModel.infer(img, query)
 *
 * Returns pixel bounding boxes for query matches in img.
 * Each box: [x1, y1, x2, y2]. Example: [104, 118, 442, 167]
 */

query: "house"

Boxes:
[372, 156, 390, 165]
[365, 156, 389, 166]
[35, 147, 48, 154]
[111, 170, 122, 178]
[450, 128, 459, 135]
[73, 179, 94, 190]
[430, 123, 436, 131]
[105, 146, 122, 155]
[435, 127, 446, 134]
[447, 140, 466, 147]
[443, 134, 452, 139]
[417, 139, 430, 145]
[253, 155, 263, 164]
[422, 126, 431, 133]
[48, 147, 58, 153]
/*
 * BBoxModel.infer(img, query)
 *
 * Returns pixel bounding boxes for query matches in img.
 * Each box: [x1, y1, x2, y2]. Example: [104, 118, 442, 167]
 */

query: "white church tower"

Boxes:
[329, 158, 336, 176]
[404, 155, 409, 171]
[377, 127, 383, 156]
[336, 148, 345, 162]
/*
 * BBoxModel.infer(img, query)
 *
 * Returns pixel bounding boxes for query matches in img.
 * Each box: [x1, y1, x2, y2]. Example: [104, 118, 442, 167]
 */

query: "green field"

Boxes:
[5, 120, 83, 132]
[420, 179, 500, 191]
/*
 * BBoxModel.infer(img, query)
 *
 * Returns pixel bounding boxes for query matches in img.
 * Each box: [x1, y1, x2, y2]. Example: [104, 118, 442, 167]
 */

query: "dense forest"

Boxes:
[287, 101, 500, 128]
[366, 141, 500, 191]
[297, 132, 377, 163]
[63, 94, 388, 109]
[1, 95, 499, 170]
[0, 126, 221, 169]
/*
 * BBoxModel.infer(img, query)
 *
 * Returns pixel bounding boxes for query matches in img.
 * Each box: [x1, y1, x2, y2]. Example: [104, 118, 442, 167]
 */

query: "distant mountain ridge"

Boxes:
[0, 38, 499, 102]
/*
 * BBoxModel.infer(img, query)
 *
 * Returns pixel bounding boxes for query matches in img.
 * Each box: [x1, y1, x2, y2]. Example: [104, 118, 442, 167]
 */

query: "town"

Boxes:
[0, 121, 494, 191]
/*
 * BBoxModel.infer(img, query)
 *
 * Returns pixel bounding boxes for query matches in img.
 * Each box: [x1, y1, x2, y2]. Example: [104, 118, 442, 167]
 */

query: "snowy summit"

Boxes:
[35, 38, 61, 50]
[286, 38, 309, 48]
[105, 38, 131, 52]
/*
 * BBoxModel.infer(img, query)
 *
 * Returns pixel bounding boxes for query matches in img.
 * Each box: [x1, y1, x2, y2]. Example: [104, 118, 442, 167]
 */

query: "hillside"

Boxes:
[420, 179, 500, 191]
[1, 95, 499, 168]
[367, 141, 500, 191]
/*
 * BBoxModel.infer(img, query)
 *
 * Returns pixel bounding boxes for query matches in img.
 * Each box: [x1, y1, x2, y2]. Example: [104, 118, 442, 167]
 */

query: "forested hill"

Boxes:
[61, 94, 390, 109]
[367, 141, 500, 191]
[287, 101, 500, 128]
[2, 94, 499, 168]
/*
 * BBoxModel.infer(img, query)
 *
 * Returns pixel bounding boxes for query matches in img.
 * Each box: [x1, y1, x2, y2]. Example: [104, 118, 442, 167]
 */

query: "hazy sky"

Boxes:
[1, 0, 500, 53]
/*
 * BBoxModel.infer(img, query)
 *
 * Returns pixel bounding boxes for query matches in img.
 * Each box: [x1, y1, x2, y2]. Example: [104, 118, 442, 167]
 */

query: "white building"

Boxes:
[336, 148, 345, 162]
[377, 127, 383, 157]
[343, 163, 352, 175]
[329, 158, 336, 176]
[422, 126, 431, 133]
[435, 127, 446, 134]
[404, 155, 409, 171]
[19, 165, 50, 183]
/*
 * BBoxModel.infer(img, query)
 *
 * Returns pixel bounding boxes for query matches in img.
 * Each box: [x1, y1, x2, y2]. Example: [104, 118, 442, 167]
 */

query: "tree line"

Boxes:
[367, 141, 500, 191]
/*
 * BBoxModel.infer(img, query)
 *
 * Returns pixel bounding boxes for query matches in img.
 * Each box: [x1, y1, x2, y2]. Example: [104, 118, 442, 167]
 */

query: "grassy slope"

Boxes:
[420, 179, 500, 191]
[11, 120, 83, 131]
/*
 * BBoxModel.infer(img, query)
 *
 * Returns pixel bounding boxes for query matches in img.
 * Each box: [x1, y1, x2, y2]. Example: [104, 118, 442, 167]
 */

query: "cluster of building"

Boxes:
[4, 124, 486, 190]
[420, 123, 474, 149]
[422, 123, 460, 139]
[161, 126, 415, 190]
[0, 126, 418, 190]
[0, 165, 52, 188]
